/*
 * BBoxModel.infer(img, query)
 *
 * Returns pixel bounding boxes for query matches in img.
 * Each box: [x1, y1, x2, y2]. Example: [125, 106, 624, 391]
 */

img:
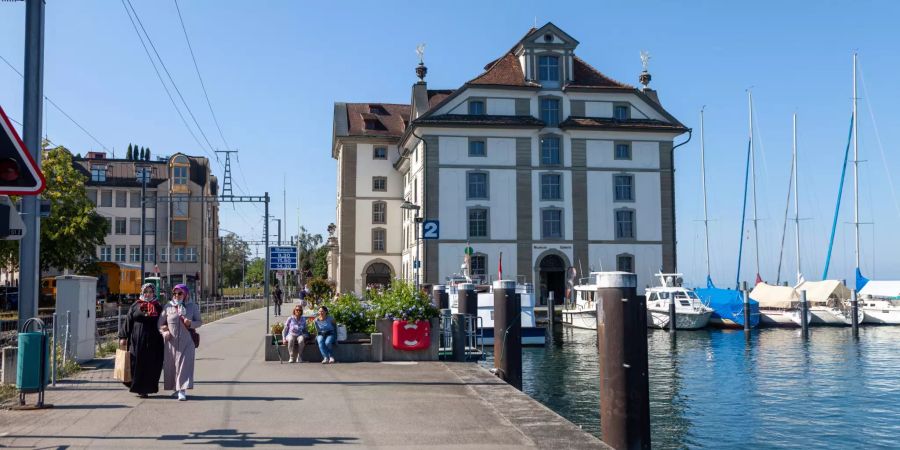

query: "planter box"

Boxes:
[377, 318, 439, 362]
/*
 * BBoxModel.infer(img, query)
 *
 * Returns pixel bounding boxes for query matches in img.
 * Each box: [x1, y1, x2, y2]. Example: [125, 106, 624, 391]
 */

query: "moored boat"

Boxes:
[795, 280, 863, 326]
[448, 280, 546, 345]
[859, 281, 900, 325]
[695, 287, 760, 328]
[646, 274, 713, 330]
[750, 282, 807, 327]
[560, 274, 600, 330]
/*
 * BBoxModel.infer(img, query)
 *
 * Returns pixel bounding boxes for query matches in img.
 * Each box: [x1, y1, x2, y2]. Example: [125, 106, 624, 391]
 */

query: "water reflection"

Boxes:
[482, 326, 900, 449]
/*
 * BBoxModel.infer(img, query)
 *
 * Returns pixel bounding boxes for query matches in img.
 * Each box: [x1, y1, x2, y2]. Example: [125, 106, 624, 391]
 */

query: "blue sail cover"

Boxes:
[855, 268, 869, 292]
[696, 287, 760, 328]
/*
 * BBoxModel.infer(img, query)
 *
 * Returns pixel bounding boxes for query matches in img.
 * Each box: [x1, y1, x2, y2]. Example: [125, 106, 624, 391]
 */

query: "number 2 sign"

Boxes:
[422, 220, 439, 240]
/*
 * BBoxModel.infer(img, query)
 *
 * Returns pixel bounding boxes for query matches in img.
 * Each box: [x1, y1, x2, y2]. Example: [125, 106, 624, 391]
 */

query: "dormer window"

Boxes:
[172, 155, 190, 186]
[368, 104, 389, 115]
[613, 104, 630, 120]
[90, 165, 107, 182]
[364, 119, 387, 131]
[468, 100, 485, 115]
[538, 55, 560, 86]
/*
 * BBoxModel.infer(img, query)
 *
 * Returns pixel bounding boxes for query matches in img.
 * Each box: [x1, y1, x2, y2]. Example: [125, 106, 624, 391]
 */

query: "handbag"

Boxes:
[188, 328, 200, 348]
[113, 348, 131, 383]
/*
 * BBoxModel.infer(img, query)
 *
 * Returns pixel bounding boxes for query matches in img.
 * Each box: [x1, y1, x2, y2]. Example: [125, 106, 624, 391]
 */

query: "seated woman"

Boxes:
[282, 305, 308, 363]
[315, 306, 338, 364]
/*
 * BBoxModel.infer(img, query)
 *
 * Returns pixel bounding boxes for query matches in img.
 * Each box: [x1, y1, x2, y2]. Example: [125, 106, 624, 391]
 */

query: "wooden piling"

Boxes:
[493, 280, 521, 390]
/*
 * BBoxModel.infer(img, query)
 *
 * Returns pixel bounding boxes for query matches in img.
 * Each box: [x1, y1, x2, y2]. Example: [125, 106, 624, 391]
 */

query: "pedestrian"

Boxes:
[298, 285, 307, 308]
[159, 283, 202, 401]
[273, 284, 283, 316]
[118, 283, 164, 398]
[282, 305, 309, 363]
[315, 305, 338, 364]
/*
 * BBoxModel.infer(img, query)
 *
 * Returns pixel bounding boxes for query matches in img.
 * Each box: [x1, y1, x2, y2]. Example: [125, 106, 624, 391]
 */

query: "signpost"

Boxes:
[268, 246, 298, 271]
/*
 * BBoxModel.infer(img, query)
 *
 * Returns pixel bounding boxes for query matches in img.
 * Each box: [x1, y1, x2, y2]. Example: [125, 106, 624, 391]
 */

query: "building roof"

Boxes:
[469, 52, 540, 87]
[560, 117, 688, 133]
[568, 56, 633, 90]
[427, 90, 454, 109]
[412, 114, 544, 128]
[344, 103, 410, 138]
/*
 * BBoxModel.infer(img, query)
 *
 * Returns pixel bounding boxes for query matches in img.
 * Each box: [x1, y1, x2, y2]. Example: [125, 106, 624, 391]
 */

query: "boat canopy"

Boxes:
[859, 281, 900, 299]
[794, 280, 850, 303]
[749, 283, 799, 308]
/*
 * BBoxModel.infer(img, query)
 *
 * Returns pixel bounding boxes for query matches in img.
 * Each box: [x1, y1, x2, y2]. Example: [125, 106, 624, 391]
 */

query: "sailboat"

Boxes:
[692, 107, 760, 328]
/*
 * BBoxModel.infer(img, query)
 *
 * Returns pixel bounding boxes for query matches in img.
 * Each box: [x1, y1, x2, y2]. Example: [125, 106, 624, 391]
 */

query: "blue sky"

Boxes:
[1, 1, 898, 286]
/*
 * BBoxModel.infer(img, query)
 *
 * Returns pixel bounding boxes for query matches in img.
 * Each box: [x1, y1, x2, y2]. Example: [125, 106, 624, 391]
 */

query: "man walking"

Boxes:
[273, 283, 284, 316]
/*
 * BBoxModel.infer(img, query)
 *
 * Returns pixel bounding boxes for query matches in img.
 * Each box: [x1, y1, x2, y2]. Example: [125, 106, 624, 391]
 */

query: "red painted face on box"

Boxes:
[392, 320, 431, 351]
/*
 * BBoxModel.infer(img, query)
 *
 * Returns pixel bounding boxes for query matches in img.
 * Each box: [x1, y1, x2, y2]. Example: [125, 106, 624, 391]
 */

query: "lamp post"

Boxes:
[400, 200, 422, 291]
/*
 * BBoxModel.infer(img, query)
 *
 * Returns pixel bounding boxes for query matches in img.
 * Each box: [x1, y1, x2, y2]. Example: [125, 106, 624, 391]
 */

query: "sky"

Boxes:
[1, 1, 899, 287]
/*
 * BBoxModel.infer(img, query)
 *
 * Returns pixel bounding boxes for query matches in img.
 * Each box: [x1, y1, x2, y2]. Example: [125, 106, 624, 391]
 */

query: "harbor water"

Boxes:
[481, 326, 900, 449]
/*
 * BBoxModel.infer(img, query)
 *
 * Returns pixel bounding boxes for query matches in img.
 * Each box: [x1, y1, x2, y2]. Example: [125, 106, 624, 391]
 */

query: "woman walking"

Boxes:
[159, 284, 202, 401]
[282, 305, 308, 363]
[315, 306, 338, 364]
[118, 283, 164, 398]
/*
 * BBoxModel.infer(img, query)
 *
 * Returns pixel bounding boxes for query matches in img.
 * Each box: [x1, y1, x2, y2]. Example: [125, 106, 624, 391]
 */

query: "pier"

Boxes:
[0, 306, 605, 449]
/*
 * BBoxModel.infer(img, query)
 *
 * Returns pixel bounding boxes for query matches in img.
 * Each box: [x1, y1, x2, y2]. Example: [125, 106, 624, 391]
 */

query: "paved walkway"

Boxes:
[0, 306, 604, 449]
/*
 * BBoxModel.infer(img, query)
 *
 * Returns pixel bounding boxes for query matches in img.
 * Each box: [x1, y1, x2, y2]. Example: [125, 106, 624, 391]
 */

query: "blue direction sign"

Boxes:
[268, 246, 298, 270]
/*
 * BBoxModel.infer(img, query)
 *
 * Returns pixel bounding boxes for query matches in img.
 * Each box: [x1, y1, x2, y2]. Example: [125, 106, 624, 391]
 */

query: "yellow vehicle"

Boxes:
[39, 277, 57, 307]
[97, 262, 142, 303]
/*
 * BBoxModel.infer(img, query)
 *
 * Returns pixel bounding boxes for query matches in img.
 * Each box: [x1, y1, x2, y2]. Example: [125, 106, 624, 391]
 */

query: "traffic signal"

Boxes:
[0, 105, 45, 195]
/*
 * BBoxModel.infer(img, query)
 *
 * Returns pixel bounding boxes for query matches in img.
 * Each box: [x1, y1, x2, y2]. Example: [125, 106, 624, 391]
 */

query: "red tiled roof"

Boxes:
[414, 114, 544, 128]
[568, 56, 632, 89]
[560, 117, 687, 132]
[427, 90, 454, 109]
[346, 103, 410, 137]
[468, 53, 539, 87]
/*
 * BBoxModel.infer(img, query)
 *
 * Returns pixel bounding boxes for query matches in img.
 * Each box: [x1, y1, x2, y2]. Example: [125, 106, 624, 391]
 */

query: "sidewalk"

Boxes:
[0, 306, 605, 449]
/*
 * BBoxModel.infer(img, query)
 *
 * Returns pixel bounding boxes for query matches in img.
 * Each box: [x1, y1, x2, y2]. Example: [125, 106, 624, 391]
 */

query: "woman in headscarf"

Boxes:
[118, 283, 164, 398]
[158, 283, 202, 401]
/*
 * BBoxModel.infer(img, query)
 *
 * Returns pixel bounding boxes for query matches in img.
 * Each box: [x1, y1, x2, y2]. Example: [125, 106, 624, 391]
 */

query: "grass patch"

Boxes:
[96, 337, 119, 358]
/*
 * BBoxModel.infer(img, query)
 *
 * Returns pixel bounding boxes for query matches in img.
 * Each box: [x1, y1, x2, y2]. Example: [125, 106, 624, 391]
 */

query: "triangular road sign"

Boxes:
[0, 104, 46, 195]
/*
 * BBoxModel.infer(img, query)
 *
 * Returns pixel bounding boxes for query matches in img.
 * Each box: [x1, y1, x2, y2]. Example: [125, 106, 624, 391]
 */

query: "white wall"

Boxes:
[354, 198, 403, 254]
[355, 142, 403, 198]
[588, 243, 662, 294]
[586, 171, 661, 241]
[531, 170, 573, 240]
[585, 140, 660, 169]
[438, 168, 517, 240]
[437, 136, 516, 166]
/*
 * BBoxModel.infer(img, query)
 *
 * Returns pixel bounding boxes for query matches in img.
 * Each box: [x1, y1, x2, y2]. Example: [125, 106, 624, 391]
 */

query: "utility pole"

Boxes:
[264, 193, 271, 332]
[272, 218, 282, 246]
[18, 0, 45, 330]
[138, 166, 150, 283]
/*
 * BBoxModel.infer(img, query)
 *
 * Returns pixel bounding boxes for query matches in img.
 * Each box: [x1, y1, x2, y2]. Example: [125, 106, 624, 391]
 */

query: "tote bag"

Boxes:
[113, 349, 131, 383]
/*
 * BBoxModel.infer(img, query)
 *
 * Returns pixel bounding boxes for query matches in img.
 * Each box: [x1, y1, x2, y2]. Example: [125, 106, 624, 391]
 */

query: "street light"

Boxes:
[400, 200, 422, 291]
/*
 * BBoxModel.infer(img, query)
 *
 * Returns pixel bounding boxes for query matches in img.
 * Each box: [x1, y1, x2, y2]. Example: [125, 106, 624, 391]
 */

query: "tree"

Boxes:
[75, 153, 81, 158]
[312, 246, 329, 279]
[220, 232, 250, 287]
[125, 146, 133, 160]
[296, 226, 323, 284]
[138, 148, 145, 160]
[144, 147, 151, 161]
[245, 258, 265, 286]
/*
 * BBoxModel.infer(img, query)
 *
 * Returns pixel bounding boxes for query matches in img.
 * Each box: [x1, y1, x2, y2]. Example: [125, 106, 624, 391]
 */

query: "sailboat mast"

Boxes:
[700, 107, 711, 281]
[853, 52, 860, 270]
[749, 91, 761, 280]
[793, 113, 801, 284]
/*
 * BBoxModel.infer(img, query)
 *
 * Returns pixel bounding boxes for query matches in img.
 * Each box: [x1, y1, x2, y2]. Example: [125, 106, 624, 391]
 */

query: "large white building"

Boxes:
[332, 23, 687, 299]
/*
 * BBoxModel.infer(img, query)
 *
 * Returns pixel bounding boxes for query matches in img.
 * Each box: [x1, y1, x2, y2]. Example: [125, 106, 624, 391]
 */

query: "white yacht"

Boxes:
[646, 273, 714, 330]
[448, 281, 546, 345]
[860, 281, 900, 325]
[795, 280, 863, 326]
[560, 274, 600, 330]
[750, 282, 808, 327]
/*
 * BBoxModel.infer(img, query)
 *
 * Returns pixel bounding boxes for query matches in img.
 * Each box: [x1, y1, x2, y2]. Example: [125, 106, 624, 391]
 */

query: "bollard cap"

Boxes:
[458, 283, 475, 291]
[432, 285, 447, 292]
[492, 280, 517, 290]
[594, 271, 637, 288]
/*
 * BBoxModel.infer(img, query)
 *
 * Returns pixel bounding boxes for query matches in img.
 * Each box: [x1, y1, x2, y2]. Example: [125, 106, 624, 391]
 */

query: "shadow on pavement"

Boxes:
[197, 380, 503, 386]
[1, 429, 358, 447]
[183, 395, 301, 402]
[50, 404, 130, 409]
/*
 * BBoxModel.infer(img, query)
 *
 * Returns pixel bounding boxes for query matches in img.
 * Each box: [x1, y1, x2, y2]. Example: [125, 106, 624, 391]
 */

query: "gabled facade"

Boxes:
[334, 23, 687, 298]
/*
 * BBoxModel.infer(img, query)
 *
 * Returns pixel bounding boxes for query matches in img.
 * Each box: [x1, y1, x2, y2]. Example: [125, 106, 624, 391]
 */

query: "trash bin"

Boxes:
[16, 319, 50, 392]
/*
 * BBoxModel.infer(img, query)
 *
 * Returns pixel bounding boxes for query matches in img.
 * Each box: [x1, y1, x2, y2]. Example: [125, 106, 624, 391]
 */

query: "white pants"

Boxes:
[285, 334, 307, 360]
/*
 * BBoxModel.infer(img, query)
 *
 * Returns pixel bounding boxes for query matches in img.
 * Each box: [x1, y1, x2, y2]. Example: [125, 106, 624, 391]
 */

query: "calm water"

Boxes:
[481, 326, 900, 449]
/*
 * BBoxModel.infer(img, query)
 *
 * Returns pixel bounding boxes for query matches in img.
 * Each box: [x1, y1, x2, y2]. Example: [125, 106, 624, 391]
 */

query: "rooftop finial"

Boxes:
[415, 43, 427, 82]
[639, 50, 652, 89]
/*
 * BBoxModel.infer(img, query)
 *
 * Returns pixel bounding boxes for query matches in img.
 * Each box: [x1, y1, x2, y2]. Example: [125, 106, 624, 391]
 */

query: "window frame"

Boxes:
[467, 207, 490, 239]
[466, 171, 489, 200]
[145, 246, 155, 262]
[540, 134, 562, 166]
[114, 245, 127, 262]
[537, 54, 561, 85]
[613, 173, 635, 202]
[114, 218, 127, 235]
[468, 98, 486, 115]
[100, 190, 113, 207]
[372, 227, 387, 253]
[372, 201, 387, 225]
[468, 138, 487, 157]
[541, 207, 564, 239]
[373, 147, 388, 160]
[172, 220, 188, 243]
[613, 103, 631, 120]
[372, 176, 388, 192]
[539, 96, 561, 127]
[614, 141, 632, 160]
[470, 253, 487, 283]
[130, 246, 141, 263]
[616, 253, 635, 273]
[129, 218, 141, 235]
[90, 165, 107, 182]
[540, 173, 563, 201]
[99, 245, 112, 262]
[614, 208, 636, 240]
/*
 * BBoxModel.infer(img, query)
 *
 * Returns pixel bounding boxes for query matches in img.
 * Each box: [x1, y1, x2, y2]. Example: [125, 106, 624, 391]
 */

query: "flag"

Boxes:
[755, 273, 763, 285]
[498, 251, 503, 280]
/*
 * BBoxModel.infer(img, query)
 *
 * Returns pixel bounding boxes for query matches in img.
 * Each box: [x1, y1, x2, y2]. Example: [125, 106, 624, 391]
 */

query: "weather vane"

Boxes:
[640, 50, 651, 72]
[416, 43, 426, 65]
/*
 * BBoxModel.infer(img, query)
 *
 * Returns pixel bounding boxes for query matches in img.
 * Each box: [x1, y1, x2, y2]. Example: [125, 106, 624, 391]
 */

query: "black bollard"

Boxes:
[851, 289, 859, 338]
[457, 283, 476, 317]
[452, 313, 467, 361]
[596, 272, 650, 450]
[493, 280, 521, 390]
[800, 289, 809, 338]
[743, 290, 751, 332]
[668, 294, 677, 334]
[546, 291, 555, 343]
[432, 285, 449, 310]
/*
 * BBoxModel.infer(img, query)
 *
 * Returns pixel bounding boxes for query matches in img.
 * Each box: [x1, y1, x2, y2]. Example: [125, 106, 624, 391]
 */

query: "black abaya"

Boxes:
[118, 301, 164, 394]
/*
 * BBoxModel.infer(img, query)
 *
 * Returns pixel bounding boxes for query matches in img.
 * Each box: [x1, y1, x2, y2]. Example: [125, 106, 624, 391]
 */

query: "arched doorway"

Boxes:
[364, 262, 392, 289]
[538, 254, 566, 306]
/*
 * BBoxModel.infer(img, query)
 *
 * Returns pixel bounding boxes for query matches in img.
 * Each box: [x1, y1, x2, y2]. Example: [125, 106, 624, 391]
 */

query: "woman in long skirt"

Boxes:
[158, 283, 202, 401]
[118, 283, 164, 398]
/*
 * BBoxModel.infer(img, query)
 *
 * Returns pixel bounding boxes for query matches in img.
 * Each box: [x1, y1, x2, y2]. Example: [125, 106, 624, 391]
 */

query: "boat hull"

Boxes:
[809, 306, 862, 326]
[647, 309, 712, 330]
[477, 327, 546, 346]
[759, 309, 810, 327]
[862, 307, 900, 324]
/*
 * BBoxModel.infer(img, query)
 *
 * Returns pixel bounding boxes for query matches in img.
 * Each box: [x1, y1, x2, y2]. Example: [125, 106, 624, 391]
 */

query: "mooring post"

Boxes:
[493, 280, 521, 390]
[851, 289, 859, 338]
[800, 289, 809, 338]
[668, 293, 676, 334]
[546, 291, 555, 343]
[432, 285, 448, 310]
[451, 313, 467, 362]
[596, 272, 649, 450]
[743, 290, 751, 332]
[457, 283, 476, 317]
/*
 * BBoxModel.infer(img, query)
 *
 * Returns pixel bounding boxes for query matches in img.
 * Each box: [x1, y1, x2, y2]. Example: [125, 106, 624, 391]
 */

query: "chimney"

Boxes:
[411, 55, 429, 120]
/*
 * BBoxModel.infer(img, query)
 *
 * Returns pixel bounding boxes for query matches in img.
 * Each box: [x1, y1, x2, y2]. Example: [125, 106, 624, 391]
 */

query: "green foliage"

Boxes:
[220, 232, 250, 287]
[125, 147, 133, 160]
[144, 147, 151, 161]
[325, 293, 375, 334]
[296, 226, 324, 284]
[307, 277, 334, 304]
[244, 258, 264, 285]
[369, 280, 439, 322]
[312, 246, 329, 279]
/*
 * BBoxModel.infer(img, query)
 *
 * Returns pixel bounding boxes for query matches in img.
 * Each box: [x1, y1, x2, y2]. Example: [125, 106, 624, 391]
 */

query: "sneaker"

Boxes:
[177, 391, 187, 401]
[321, 358, 328, 364]
[289, 357, 296, 363]
[297, 358, 304, 363]
[328, 357, 336, 364]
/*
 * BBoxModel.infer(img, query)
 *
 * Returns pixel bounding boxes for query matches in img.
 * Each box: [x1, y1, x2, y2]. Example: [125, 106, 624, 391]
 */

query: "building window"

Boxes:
[160, 247, 168, 262]
[468, 139, 486, 157]
[115, 218, 127, 235]
[130, 191, 141, 208]
[541, 136, 561, 166]
[100, 190, 113, 207]
[615, 209, 635, 239]
[104, 217, 112, 234]
[468, 100, 485, 115]
[541, 209, 563, 239]
[130, 246, 141, 263]
[471, 254, 486, 283]
[144, 218, 156, 234]
[616, 253, 634, 273]
[540, 97, 560, 127]
[174, 247, 186, 262]
[187, 247, 197, 262]
[129, 218, 141, 235]
[90, 166, 107, 182]
[115, 246, 126, 262]
[145, 246, 155, 262]
[372, 228, 386, 253]
[541, 173, 562, 201]
[538, 55, 560, 83]
[615, 142, 632, 160]
[99, 246, 112, 262]
[468, 208, 488, 238]
[173, 166, 189, 185]
[87, 189, 97, 205]
[364, 119, 386, 130]
[172, 220, 188, 242]
[115, 191, 127, 208]
[467, 172, 488, 200]
[146, 191, 157, 208]
[613, 104, 630, 120]
[614, 174, 634, 202]
[372, 201, 386, 224]
[373, 147, 387, 160]
[173, 194, 189, 217]
[372, 176, 387, 192]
